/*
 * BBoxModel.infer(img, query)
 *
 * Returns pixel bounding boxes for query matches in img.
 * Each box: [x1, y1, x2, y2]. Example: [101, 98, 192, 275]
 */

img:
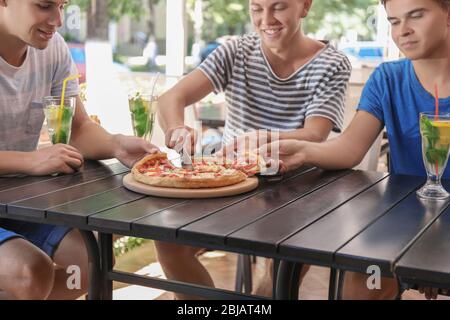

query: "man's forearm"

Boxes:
[278, 128, 328, 143]
[0, 151, 32, 175]
[157, 93, 186, 132]
[303, 137, 362, 170]
[70, 121, 118, 160]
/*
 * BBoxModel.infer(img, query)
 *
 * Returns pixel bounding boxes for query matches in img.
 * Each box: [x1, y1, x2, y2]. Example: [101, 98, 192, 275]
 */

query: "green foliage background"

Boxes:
[69, 0, 380, 41]
[190, 0, 379, 41]
[70, 0, 160, 21]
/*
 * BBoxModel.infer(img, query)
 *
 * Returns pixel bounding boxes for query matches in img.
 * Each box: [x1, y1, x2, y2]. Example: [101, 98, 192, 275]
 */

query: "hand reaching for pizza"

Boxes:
[259, 139, 308, 173]
[219, 130, 276, 158]
[165, 125, 197, 155]
[26, 144, 84, 176]
[113, 134, 159, 168]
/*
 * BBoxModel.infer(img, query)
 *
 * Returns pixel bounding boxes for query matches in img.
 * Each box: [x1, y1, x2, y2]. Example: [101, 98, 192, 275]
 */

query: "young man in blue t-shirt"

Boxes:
[263, 0, 450, 299]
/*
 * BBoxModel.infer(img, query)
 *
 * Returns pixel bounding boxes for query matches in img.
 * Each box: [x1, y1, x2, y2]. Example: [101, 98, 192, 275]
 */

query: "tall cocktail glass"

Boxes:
[128, 93, 157, 142]
[43, 96, 76, 145]
[417, 112, 450, 200]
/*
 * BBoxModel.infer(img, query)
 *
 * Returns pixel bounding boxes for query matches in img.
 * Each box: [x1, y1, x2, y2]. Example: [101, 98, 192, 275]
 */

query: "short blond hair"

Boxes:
[381, 0, 450, 7]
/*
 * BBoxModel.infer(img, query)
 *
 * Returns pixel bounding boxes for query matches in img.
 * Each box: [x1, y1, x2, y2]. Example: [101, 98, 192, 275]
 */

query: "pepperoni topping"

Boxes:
[137, 154, 256, 181]
[243, 164, 257, 170]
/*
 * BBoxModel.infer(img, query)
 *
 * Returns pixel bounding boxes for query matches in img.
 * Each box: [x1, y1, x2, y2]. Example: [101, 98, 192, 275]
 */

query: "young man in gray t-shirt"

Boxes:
[0, 0, 158, 299]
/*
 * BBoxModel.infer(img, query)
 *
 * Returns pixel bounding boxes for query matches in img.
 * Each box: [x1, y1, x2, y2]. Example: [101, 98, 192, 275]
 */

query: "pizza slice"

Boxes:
[198, 152, 266, 176]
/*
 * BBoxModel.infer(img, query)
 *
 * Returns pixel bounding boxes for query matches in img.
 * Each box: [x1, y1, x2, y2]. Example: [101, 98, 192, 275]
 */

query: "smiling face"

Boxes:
[386, 0, 450, 60]
[0, 0, 67, 50]
[249, 0, 312, 51]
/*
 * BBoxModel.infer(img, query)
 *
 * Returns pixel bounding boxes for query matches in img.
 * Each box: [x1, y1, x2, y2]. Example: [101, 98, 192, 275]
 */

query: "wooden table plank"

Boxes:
[1, 163, 129, 217]
[226, 170, 388, 255]
[47, 187, 145, 227]
[0, 175, 59, 192]
[4, 173, 128, 220]
[395, 202, 450, 288]
[0, 162, 128, 206]
[132, 189, 267, 242]
[336, 182, 449, 275]
[177, 168, 351, 246]
[0, 160, 105, 192]
[88, 197, 187, 233]
[278, 174, 424, 266]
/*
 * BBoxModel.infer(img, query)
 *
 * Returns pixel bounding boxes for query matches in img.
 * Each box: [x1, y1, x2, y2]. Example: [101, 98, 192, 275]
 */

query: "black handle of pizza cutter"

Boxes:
[258, 172, 285, 182]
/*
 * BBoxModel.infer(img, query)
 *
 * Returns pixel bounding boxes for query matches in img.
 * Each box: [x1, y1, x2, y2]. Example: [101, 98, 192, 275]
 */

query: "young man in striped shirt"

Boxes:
[157, 0, 351, 299]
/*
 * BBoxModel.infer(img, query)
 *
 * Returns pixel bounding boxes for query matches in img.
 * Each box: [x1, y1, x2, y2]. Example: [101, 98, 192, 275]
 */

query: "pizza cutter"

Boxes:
[170, 148, 193, 170]
[180, 152, 193, 170]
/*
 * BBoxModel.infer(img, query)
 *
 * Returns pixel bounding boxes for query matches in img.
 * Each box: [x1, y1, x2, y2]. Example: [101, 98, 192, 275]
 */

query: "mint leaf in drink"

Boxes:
[135, 122, 147, 137]
[133, 97, 146, 113]
[52, 129, 68, 144]
[61, 107, 73, 124]
[426, 146, 449, 167]
[51, 134, 57, 144]
[437, 147, 449, 166]
[421, 115, 439, 146]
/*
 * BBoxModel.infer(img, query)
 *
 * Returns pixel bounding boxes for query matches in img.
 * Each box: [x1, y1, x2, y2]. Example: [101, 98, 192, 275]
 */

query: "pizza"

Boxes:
[207, 152, 264, 177]
[131, 152, 264, 189]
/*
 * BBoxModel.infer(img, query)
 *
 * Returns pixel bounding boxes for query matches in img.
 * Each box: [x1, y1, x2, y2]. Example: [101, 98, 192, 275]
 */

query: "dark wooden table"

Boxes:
[1, 160, 449, 299]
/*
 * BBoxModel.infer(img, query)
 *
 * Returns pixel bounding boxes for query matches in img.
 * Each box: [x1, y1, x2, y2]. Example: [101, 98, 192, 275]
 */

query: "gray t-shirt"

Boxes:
[0, 32, 79, 152]
[198, 33, 351, 144]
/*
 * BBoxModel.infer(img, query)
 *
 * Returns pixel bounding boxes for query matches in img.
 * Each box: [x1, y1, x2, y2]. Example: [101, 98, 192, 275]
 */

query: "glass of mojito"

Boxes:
[128, 93, 157, 142]
[43, 96, 76, 145]
[417, 112, 450, 200]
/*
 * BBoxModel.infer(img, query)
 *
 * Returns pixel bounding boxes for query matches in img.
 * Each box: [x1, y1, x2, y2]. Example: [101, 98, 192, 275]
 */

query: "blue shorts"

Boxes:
[0, 219, 72, 258]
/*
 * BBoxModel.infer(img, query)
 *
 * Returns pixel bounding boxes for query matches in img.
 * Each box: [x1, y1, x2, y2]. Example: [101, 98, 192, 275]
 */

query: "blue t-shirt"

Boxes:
[357, 59, 450, 178]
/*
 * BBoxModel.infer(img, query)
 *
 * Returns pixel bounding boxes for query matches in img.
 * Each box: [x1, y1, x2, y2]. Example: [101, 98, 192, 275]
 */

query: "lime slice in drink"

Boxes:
[431, 120, 450, 145]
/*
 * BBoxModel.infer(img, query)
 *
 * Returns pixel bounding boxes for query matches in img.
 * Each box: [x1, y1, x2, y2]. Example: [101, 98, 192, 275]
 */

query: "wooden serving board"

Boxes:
[122, 173, 259, 199]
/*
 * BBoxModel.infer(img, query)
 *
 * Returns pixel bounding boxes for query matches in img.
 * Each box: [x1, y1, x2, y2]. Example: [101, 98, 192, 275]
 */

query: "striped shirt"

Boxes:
[0, 32, 79, 152]
[198, 33, 351, 144]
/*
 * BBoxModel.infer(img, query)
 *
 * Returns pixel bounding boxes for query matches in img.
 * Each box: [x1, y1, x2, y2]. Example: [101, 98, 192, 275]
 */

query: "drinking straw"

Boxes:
[435, 84, 440, 176]
[56, 74, 80, 142]
[150, 72, 160, 99]
[146, 72, 160, 138]
[435, 84, 440, 120]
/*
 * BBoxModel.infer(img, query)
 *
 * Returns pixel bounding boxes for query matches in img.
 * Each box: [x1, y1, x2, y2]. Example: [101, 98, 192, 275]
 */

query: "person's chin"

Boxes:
[401, 49, 427, 61]
[261, 38, 289, 51]
[30, 38, 50, 50]
[260, 35, 282, 48]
